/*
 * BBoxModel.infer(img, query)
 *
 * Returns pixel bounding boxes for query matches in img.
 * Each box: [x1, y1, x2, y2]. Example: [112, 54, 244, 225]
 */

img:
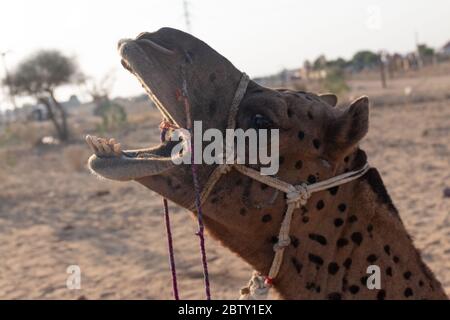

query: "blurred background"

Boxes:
[0, 0, 449, 299]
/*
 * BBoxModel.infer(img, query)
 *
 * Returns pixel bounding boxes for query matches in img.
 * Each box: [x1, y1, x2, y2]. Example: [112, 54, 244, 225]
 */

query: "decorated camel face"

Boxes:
[87, 27, 369, 209]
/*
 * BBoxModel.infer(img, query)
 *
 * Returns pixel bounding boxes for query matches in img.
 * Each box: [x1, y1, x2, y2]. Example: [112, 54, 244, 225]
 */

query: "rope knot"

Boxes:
[286, 183, 311, 208]
[273, 237, 291, 251]
[239, 271, 270, 300]
[218, 164, 233, 175]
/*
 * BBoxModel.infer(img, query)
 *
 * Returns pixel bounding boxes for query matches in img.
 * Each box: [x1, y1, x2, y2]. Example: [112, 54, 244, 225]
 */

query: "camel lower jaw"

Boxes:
[90, 36, 184, 181]
[88, 138, 180, 181]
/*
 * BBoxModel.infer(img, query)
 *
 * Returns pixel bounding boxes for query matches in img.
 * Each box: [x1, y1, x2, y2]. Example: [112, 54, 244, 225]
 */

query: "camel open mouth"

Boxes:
[88, 27, 244, 181]
[87, 33, 186, 181]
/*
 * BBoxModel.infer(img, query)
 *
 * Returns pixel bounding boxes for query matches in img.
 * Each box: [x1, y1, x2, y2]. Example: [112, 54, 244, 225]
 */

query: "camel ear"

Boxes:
[320, 93, 338, 107]
[326, 96, 369, 157]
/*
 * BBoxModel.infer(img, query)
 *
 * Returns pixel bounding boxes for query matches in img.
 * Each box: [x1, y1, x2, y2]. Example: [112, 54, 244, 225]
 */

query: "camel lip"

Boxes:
[87, 138, 181, 181]
[121, 139, 179, 159]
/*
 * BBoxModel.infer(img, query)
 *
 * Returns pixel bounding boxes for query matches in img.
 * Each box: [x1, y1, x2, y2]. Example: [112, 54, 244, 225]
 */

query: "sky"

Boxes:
[0, 0, 449, 110]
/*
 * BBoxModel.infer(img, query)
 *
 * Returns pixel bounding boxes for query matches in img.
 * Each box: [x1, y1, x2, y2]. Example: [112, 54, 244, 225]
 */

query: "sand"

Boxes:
[0, 69, 449, 299]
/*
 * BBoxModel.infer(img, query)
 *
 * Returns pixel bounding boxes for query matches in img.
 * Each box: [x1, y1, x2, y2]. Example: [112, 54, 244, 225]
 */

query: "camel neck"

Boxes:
[201, 150, 447, 299]
[267, 168, 446, 299]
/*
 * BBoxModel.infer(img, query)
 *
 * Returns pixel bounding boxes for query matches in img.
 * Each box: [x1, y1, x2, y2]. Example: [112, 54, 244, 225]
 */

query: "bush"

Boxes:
[0, 122, 46, 148]
[93, 97, 127, 133]
[323, 68, 349, 95]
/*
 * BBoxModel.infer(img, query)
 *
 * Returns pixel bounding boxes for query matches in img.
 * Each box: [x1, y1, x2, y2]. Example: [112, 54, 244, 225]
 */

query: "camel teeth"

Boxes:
[85, 135, 121, 157]
[102, 141, 112, 154]
[113, 143, 121, 155]
[86, 135, 98, 153]
[85, 135, 95, 151]
[90, 136, 103, 155]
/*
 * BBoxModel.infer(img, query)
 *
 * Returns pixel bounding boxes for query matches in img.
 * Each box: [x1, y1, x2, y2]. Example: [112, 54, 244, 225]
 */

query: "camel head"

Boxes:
[87, 27, 369, 211]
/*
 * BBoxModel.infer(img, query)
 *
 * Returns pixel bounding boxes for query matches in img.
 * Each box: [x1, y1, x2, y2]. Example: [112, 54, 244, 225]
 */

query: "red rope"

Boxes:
[160, 127, 180, 300]
[159, 86, 212, 300]
[180, 86, 212, 300]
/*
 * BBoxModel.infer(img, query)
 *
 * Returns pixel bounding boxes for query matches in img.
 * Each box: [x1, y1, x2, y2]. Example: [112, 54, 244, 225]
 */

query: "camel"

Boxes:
[86, 28, 448, 300]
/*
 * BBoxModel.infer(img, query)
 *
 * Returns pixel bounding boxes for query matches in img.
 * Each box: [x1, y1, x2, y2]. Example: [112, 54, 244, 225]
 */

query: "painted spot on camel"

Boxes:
[404, 288, 413, 298]
[309, 234, 327, 246]
[343, 258, 352, 270]
[328, 186, 339, 195]
[327, 292, 342, 300]
[351, 232, 363, 246]
[308, 175, 317, 184]
[334, 218, 344, 227]
[308, 253, 324, 267]
[316, 200, 325, 210]
[377, 290, 386, 300]
[291, 257, 303, 274]
[386, 267, 393, 277]
[349, 285, 360, 294]
[328, 262, 340, 275]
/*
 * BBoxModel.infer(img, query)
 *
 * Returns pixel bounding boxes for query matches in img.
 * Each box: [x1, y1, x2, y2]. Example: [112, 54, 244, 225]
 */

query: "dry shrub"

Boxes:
[63, 145, 91, 172]
[0, 121, 52, 147]
[0, 149, 18, 168]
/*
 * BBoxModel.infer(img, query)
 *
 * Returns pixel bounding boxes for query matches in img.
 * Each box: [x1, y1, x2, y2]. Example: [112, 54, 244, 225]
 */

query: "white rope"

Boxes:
[237, 163, 370, 300]
[239, 271, 270, 300]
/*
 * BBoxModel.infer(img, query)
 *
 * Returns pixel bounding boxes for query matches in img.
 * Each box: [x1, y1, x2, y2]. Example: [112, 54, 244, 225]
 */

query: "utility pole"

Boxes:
[183, 0, 191, 33]
[379, 51, 387, 89]
[415, 31, 423, 69]
[1, 50, 17, 109]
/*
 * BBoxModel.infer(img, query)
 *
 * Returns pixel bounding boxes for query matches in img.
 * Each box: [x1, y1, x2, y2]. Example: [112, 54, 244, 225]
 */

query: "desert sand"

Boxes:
[0, 68, 449, 299]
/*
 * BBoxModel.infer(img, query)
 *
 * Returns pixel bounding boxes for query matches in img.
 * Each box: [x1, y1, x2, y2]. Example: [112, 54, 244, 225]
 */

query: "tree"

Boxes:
[417, 44, 435, 57]
[313, 55, 327, 70]
[351, 50, 380, 71]
[323, 67, 349, 95]
[84, 73, 127, 133]
[5, 50, 81, 141]
[327, 57, 348, 70]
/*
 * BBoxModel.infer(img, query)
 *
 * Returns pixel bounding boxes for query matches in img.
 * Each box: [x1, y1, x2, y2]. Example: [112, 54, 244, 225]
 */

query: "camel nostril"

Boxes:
[137, 38, 175, 56]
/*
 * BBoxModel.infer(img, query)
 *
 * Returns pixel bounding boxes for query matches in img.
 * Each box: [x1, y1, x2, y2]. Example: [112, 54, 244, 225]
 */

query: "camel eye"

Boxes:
[251, 114, 273, 129]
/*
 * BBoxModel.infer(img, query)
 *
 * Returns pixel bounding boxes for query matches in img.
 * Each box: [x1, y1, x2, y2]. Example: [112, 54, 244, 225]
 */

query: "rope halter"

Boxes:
[160, 73, 371, 300]
[286, 183, 311, 208]
[185, 73, 371, 300]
